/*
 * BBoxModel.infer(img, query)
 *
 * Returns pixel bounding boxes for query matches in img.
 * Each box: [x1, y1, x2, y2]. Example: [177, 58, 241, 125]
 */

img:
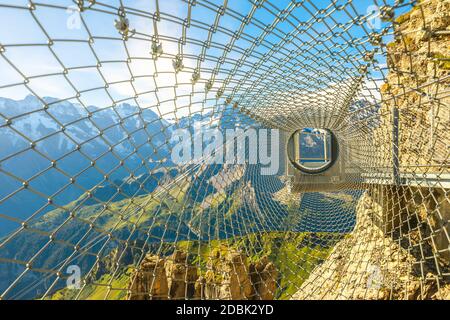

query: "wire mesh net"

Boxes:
[0, 0, 448, 300]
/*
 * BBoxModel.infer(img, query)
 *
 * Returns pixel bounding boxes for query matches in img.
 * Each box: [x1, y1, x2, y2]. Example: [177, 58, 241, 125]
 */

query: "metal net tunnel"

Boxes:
[0, 0, 448, 300]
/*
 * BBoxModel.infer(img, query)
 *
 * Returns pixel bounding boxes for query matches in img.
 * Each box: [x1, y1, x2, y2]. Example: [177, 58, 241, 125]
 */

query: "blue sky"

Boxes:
[0, 0, 412, 118]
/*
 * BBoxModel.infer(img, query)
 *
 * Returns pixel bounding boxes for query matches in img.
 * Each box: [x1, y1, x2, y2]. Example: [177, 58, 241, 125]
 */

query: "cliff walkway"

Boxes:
[0, 0, 448, 300]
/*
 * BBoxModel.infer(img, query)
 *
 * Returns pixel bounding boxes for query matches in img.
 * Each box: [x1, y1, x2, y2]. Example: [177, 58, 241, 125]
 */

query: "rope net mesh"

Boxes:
[0, 0, 448, 300]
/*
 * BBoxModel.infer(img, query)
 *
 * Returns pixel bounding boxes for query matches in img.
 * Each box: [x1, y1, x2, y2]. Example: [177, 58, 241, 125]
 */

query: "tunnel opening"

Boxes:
[287, 128, 338, 174]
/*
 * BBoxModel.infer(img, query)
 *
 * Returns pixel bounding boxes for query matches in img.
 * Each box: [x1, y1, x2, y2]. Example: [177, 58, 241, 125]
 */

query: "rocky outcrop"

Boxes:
[367, 0, 449, 271]
[128, 250, 199, 300]
[372, 186, 450, 264]
[197, 250, 277, 300]
[165, 250, 198, 299]
[215, 251, 254, 299]
[293, 0, 450, 300]
[128, 255, 169, 300]
[128, 248, 278, 300]
[249, 256, 278, 300]
[375, 0, 449, 170]
[292, 191, 450, 300]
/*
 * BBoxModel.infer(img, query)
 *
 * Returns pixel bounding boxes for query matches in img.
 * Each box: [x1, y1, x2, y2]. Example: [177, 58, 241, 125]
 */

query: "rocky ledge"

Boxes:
[292, 191, 450, 300]
[128, 249, 277, 300]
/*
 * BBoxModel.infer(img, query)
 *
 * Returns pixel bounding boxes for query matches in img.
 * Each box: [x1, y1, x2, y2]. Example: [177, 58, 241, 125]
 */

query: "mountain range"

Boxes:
[0, 95, 178, 236]
[0, 95, 363, 299]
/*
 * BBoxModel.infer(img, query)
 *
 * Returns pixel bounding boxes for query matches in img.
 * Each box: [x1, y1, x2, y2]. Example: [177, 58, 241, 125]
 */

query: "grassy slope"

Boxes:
[48, 268, 133, 300]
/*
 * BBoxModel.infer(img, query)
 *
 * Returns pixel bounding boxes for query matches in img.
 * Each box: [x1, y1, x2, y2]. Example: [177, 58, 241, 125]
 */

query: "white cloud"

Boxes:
[303, 135, 317, 148]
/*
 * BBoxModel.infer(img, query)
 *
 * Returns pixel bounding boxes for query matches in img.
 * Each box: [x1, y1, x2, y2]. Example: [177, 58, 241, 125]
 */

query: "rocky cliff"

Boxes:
[128, 249, 277, 300]
[375, 0, 449, 170]
[127, 232, 338, 300]
[292, 191, 450, 300]
[293, 1, 449, 299]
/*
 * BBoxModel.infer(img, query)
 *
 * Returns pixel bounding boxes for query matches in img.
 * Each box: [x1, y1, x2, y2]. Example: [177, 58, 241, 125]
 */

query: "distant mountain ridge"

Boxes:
[0, 95, 173, 236]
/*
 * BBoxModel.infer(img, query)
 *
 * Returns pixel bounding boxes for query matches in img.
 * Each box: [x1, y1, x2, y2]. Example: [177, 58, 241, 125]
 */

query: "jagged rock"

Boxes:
[128, 244, 280, 300]
[292, 191, 449, 300]
[202, 269, 220, 299]
[128, 254, 168, 300]
[165, 250, 198, 299]
[194, 276, 206, 299]
[219, 251, 254, 299]
[363, 0, 449, 287]
[377, 0, 449, 172]
[250, 257, 278, 300]
[292, 192, 412, 300]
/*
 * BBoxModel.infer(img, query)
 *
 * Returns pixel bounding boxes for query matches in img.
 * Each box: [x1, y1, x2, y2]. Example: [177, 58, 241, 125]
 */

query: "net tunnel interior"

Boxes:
[0, 0, 448, 300]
